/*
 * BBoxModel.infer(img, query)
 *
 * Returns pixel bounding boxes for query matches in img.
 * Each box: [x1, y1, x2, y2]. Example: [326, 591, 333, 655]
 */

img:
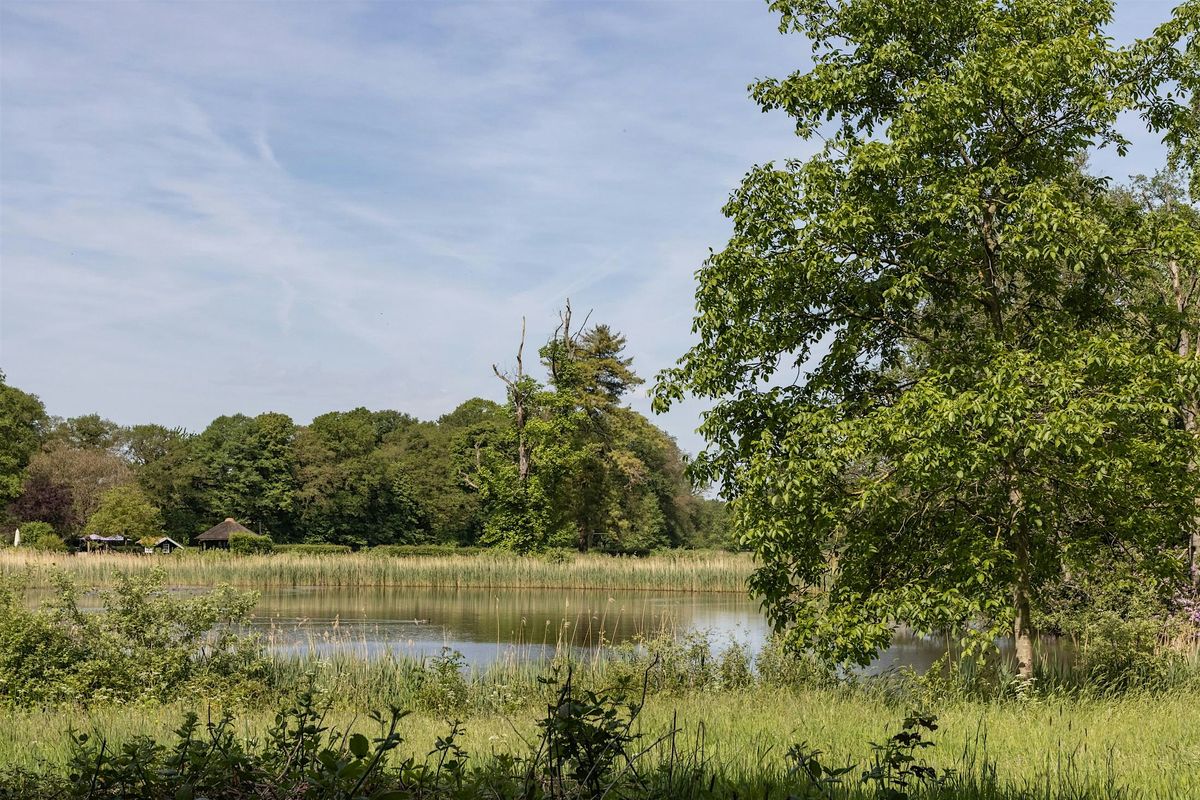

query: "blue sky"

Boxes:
[0, 0, 1180, 458]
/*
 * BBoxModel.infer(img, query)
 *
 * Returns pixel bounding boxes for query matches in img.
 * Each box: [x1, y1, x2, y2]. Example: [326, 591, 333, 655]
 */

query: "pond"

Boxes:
[246, 586, 998, 675]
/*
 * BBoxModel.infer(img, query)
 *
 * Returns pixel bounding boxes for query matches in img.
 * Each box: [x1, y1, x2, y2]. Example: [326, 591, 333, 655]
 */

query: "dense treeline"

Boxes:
[0, 312, 727, 552]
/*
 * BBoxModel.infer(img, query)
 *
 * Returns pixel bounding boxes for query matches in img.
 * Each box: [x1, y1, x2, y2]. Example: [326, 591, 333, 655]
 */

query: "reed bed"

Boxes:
[0, 549, 753, 592]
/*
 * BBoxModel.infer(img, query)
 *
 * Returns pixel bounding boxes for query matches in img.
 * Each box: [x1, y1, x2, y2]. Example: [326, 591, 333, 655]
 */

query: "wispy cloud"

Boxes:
[0, 0, 1172, 456]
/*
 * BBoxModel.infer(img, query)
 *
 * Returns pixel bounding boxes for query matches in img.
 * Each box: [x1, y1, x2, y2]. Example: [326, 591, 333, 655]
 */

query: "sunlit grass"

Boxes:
[3, 688, 1196, 798]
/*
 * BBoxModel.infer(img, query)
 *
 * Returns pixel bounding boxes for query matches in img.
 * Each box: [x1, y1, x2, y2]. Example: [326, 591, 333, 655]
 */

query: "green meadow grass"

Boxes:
[2, 688, 1196, 798]
[0, 549, 753, 592]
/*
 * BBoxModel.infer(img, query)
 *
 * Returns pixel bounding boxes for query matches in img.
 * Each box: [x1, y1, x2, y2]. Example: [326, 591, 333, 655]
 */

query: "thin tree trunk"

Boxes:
[1185, 402, 1199, 591]
[493, 318, 530, 483]
[1010, 485, 1035, 683]
[1171, 259, 1200, 590]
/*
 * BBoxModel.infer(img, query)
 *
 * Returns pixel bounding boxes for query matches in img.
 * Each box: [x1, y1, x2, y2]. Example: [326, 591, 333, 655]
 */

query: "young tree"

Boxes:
[655, 0, 1200, 679]
[87, 485, 164, 542]
[14, 520, 65, 552]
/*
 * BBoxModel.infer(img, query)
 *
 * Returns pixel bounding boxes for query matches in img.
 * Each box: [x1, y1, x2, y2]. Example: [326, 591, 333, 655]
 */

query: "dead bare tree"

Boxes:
[493, 317, 532, 483]
[545, 299, 591, 388]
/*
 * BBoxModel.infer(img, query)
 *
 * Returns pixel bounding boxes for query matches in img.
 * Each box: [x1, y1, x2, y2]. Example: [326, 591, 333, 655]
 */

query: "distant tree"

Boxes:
[0, 371, 47, 505]
[23, 444, 132, 535]
[385, 419, 480, 543]
[541, 303, 644, 414]
[8, 473, 74, 534]
[132, 427, 203, 540]
[292, 411, 428, 547]
[87, 485, 163, 542]
[47, 414, 122, 451]
[122, 424, 190, 466]
[192, 413, 297, 538]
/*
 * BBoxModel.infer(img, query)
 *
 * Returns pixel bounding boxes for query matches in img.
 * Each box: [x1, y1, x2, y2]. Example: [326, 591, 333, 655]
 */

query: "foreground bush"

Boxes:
[0, 570, 264, 706]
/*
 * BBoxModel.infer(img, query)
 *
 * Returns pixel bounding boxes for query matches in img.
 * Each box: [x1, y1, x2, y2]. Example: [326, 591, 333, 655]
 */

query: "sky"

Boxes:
[0, 0, 1181, 459]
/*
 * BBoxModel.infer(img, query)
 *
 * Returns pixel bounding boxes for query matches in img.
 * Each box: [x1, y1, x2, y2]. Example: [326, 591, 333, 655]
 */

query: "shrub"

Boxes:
[228, 531, 275, 555]
[0, 569, 264, 706]
[274, 543, 352, 555]
[415, 648, 469, 717]
[17, 521, 66, 552]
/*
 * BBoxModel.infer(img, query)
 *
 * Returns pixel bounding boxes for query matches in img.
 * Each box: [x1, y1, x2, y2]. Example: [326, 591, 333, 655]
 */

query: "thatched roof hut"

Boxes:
[195, 518, 252, 549]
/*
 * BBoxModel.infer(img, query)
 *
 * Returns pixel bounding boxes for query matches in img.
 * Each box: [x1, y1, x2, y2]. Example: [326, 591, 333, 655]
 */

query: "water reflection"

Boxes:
[247, 586, 1057, 673]
[251, 586, 766, 666]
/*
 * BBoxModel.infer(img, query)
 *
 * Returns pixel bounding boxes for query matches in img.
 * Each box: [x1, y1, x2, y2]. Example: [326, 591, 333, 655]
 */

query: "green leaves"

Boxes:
[349, 733, 370, 760]
[657, 0, 1200, 668]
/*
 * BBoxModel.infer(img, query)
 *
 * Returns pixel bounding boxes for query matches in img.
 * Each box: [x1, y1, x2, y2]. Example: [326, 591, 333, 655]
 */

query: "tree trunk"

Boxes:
[1171, 259, 1199, 590]
[1010, 485, 1036, 683]
[1185, 402, 1199, 591]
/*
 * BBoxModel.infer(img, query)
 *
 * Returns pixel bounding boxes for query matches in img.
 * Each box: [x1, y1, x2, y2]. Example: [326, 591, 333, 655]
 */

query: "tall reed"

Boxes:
[0, 549, 753, 592]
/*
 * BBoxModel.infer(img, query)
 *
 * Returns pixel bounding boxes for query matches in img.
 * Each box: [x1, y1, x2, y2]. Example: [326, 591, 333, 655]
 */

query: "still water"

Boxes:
[247, 586, 976, 674]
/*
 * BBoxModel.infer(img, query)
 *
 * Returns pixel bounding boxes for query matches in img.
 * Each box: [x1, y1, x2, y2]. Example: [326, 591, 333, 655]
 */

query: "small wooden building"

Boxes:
[144, 536, 184, 555]
[195, 518, 252, 550]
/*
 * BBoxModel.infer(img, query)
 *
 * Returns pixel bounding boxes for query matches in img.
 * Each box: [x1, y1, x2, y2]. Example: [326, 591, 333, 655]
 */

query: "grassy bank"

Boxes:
[3, 687, 1197, 798]
[0, 549, 753, 592]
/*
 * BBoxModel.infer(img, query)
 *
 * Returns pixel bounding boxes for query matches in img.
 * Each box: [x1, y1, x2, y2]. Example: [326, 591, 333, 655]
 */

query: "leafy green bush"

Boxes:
[0, 569, 265, 706]
[17, 521, 66, 552]
[228, 531, 275, 554]
[274, 543, 352, 555]
[1035, 559, 1192, 693]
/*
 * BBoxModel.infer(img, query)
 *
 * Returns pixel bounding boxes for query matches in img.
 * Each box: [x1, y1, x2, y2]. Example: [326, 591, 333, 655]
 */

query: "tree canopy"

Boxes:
[655, 0, 1200, 678]
[2, 316, 724, 552]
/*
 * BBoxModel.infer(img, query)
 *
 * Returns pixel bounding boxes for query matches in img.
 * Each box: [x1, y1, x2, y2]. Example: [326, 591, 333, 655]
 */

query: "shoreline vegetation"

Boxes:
[2, 635, 1198, 798]
[0, 549, 755, 592]
[2, 560, 1197, 798]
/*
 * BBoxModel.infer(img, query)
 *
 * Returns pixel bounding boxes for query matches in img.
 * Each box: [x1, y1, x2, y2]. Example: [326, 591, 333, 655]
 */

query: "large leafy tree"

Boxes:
[191, 413, 297, 538]
[292, 409, 428, 547]
[130, 426, 204, 540]
[0, 371, 47, 506]
[46, 414, 123, 451]
[655, 0, 1199, 678]
[1122, 168, 1200, 588]
[21, 444, 132, 535]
